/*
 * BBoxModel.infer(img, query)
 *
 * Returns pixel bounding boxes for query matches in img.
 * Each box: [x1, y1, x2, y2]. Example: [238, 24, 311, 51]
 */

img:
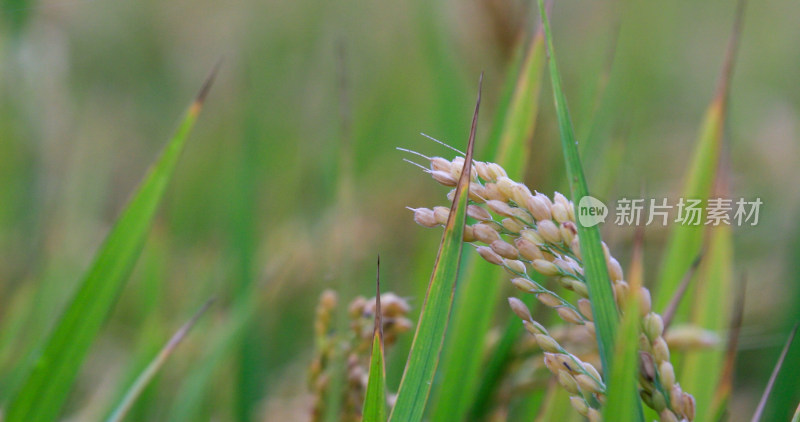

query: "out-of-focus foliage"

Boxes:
[0, 0, 799, 420]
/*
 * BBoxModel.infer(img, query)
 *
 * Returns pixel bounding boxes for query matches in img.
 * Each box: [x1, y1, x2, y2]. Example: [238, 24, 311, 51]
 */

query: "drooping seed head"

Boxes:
[571, 236, 581, 259]
[557, 307, 583, 325]
[412, 208, 438, 228]
[509, 208, 533, 225]
[483, 183, 505, 201]
[501, 217, 524, 233]
[639, 333, 653, 354]
[582, 362, 602, 381]
[660, 361, 676, 391]
[553, 191, 570, 209]
[537, 292, 562, 308]
[650, 390, 668, 412]
[575, 374, 603, 395]
[534, 334, 561, 353]
[553, 258, 575, 276]
[486, 163, 507, 180]
[543, 352, 560, 373]
[497, 177, 519, 201]
[520, 228, 545, 246]
[491, 239, 519, 259]
[509, 183, 532, 206]
[669, 385, 683, 415]
[570, 397, 589, 416]
[508, 297, 532, 321]
[587, 408, 602, 422]
[378, 293, 411, 317]
[476, 245, 504, 266]
[660, 409, 679, 422]
[652, 337, 670, 363]
[525, 320, 549, 336]
[503, 259, 526, 275]
[474, 161, 491, 180]
[560, 221, 577, 244]
[467, 204, 492, 221]
[614, 280, 630, 306]
[532, 259, 560, 276]
[607, 256, 624, 281]
[449, 156, 465, 180]
[431, 170, 457, 187]
[473, 223, 501, 244]
[524, 194, 552, 222]
[664, 325, 720, 349]
[463, 225, 476, 242]
[537, 219, 562, 244]
[584, 321, 596, 338]
[468, 183, 487, 203]
[577, 299, 594, 321]
[558, 371, 580, 394]
[639, 351, 656, 383]
[571, 279, 589, 298]
[511, 277, 537, 293]
[638, 286, 653, 316]
[486, 199, 515, 218]
[681, 392, 696, 420]
[515, 237, 544, 261]
[429, 157, 451, 172]
[552, 202, 570, 223]
[433, 206, 450, 225]
[644, 313, 664, 342]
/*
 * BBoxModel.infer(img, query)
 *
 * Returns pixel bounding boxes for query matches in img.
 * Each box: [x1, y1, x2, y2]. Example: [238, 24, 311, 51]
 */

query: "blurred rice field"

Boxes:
[1, 0, 799, 420]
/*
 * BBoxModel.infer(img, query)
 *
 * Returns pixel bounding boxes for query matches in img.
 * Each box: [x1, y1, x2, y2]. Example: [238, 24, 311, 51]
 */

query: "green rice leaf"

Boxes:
[674, 3, 744, 417]
[680, 221, 733, 420]
[106, 299, 214, 422]
[363, 260, 387, 422]
[388, 76, 480, 422]
[791, 402, 800, 422]
[537, 0, 617, 375]
[429, 26, 545, 422]
[603, 229, 645, 422]
[709, 276, 745, 421]
[751, 324, 799, 422]
[653, 0, 744, 315]
[5, 66, 218, 422]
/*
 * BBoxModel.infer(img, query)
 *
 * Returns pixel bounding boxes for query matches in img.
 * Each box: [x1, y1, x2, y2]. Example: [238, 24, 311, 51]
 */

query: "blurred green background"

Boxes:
[1, 0, 799, 420]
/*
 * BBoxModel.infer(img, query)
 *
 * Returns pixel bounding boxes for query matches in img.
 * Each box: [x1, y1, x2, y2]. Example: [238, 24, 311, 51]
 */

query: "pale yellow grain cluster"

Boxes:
[410, 155, 695, 421]
[308, 290, 412, 421]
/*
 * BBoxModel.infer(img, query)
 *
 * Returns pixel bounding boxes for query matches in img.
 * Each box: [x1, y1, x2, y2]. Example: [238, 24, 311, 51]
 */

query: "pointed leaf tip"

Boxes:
[375, 255, 383, 341]
[193, 59, 222, 109]
[751, 322, 800, 422]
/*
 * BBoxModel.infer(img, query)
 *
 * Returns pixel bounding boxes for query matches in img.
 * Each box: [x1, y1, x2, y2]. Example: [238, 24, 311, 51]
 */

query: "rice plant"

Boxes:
[1, 0, 798, 420]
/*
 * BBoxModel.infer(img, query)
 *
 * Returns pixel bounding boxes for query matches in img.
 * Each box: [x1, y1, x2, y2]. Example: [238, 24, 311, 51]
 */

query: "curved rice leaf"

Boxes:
[751, 324, 799, 422]
[603, 228, 645, 422]
[363, 258, 387, 422]
[537, 0, 617, 375]
[430, 25, 546, 422]
[388, 76, 480, 422]
[538, 2, 645, 418]
[653, 0, 744, 315]
[106, 299, 215, 422]
[5, 66, 218, 422]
